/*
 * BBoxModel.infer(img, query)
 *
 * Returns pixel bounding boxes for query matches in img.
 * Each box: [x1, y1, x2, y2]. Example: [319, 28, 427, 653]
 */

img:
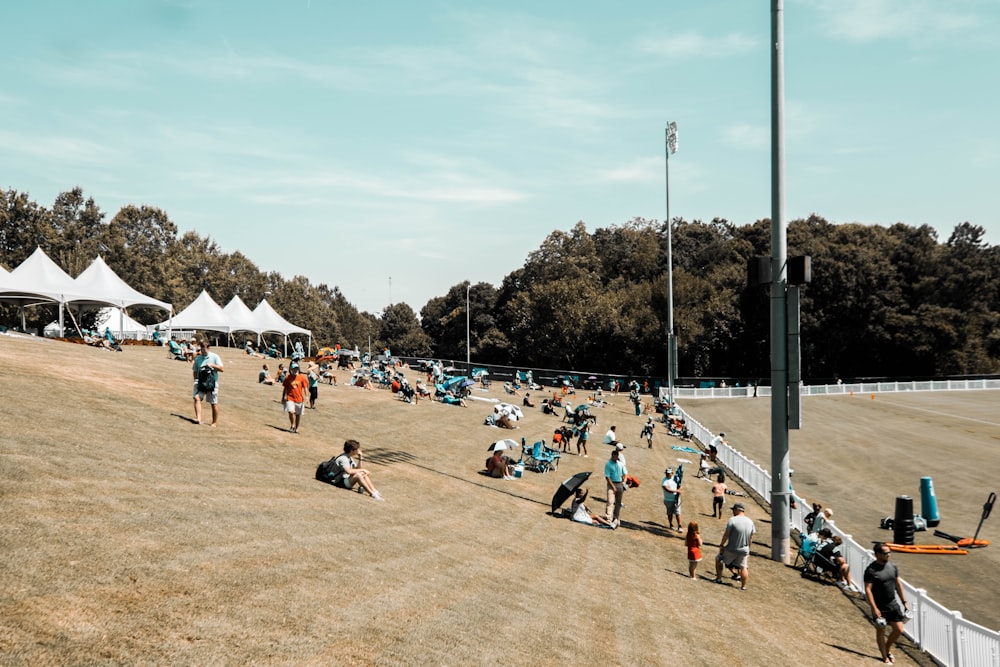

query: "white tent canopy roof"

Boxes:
[0, 247, 97, 305]
[157, 290, 230, 333]
[252, 299, 311, 336]
[74, 255, 172, 313]
[222, 295, 263, 334]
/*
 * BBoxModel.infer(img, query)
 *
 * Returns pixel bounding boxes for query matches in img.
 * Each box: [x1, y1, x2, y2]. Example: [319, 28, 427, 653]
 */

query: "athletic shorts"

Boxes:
[284, 400, 305, 414]
[878, 600, 905, 624]
[717, 548, 749, 570]
[192, 381, 219, 405]
[664, 499, 682, 517]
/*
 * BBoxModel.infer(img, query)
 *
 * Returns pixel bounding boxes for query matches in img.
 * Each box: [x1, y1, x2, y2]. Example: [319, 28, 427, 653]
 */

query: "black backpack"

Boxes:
[315, 456, 341, 484]
[197, 363, 216, 393]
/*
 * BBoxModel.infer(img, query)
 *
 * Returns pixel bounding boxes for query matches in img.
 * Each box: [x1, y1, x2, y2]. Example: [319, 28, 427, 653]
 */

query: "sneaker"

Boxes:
[740, 586, 747, 591]
[713, 578, 723, 584]
[371, 492, 385, 502]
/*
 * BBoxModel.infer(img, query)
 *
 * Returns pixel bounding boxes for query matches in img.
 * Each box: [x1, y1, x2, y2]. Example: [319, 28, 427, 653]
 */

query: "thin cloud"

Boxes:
[721, 123, 770, 150]
[636, 32, 759, 58]
[0, 130, 122, 165]
[595, 156, 662, 184]
[800, 0, 986, 43]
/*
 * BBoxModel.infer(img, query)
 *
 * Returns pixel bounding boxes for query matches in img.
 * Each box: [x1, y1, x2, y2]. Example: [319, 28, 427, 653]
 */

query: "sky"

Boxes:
[2, 1, 998, 314]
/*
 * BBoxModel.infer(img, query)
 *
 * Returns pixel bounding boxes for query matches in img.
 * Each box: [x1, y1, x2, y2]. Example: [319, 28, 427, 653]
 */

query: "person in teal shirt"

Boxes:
[604, 448, 626, 529]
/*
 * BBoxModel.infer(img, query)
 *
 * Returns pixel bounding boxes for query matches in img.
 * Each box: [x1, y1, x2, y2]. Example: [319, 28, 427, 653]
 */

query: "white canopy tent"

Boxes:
[252, 298, 312, 357]
[74, 256, 172, 312]
[73, 255, 172, 338]
[155, 290, 230, 335]
[222, 295, 264, 347]
[0, 247, 112, 335]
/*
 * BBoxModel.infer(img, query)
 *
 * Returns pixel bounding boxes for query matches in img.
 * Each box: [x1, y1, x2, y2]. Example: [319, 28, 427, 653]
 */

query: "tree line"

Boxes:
[3, 187, 998, 380]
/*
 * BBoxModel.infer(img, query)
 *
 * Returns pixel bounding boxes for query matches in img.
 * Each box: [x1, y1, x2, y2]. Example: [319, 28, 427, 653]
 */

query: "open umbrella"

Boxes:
[488, 439, 520, 452]
[575, 404, 591, 414]
[461, 379, 477, 388]
[551, 471, 592, 513]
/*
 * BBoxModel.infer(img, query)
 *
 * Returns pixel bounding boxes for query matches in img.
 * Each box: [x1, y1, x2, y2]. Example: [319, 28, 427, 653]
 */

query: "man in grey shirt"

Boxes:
[714, 502, 755, 590]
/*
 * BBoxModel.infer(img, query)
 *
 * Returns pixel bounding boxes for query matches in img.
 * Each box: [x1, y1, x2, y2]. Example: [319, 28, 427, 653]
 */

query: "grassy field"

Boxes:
[0, 333, 942, 666]
[683, 390, 1000, 632]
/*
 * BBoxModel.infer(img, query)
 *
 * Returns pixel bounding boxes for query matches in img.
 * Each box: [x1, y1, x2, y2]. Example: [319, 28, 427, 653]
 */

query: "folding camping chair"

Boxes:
[522, 440, 561, 473]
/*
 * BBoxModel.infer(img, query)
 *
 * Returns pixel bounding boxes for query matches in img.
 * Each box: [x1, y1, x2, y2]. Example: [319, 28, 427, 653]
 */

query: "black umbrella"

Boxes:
[551, 471, 592, 513]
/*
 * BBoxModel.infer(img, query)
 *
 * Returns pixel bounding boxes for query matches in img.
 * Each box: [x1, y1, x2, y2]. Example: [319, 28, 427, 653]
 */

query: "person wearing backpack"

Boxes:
[192, 340, 224, 427]
[327, 440, 384, 501]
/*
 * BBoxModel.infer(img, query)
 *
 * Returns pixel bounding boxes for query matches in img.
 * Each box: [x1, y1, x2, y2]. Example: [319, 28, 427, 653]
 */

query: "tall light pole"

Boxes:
[665, 121, 679, 406]
[770, 0, 791, 564]
[466, 282, 471, 371]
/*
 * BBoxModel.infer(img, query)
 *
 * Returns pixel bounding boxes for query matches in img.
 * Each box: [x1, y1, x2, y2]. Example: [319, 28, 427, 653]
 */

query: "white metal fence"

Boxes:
[680, 405, 1000, 667]
[673, 378, 1000, 399]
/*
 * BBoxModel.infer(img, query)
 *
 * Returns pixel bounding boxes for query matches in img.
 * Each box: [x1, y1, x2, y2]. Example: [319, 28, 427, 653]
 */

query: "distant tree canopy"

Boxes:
[3, 187, 998, 379]
[426, 216, 1000, 379]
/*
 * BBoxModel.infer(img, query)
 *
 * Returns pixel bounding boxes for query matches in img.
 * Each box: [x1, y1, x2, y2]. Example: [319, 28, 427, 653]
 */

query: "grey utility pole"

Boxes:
[770, 0, 791, 564]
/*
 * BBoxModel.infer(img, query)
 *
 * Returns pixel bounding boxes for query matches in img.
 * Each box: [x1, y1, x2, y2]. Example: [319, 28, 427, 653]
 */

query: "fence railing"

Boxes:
[673, 378, 1000, 399]
[680, 408, 1000, 666]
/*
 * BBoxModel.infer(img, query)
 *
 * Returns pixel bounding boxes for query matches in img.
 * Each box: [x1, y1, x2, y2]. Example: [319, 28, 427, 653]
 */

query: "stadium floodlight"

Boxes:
[665, 121, 679, 407]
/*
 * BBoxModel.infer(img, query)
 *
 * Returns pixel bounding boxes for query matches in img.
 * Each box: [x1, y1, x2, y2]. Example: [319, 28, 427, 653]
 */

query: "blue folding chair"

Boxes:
[524, 440, 561, 473]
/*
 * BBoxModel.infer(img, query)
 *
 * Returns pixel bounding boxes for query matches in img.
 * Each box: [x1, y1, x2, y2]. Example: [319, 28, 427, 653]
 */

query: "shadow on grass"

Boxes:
[363, 448, 419, 466]
[822, 643, 877, 661]
[171, 413, 199, 424]
[406, 460, 550, 507]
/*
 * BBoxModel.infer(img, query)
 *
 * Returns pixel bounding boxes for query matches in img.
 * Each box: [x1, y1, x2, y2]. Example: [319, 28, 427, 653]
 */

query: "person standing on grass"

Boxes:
[281, 363, 309, 433]
[575, 419, 590, 457]
[192, 341, 224, 427]
[686, 521, 703, 579]
[865, 543, 909, 665]
[307, 363, 319, 409]
[604, 447, 626, 529]
[661, 467, 683, 531]
[711, 473, 727, 518]
[714, 502, 755, 590]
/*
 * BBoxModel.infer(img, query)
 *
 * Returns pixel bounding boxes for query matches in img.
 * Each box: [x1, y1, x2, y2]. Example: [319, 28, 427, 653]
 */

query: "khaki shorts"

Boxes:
[716, 548, 748, 570]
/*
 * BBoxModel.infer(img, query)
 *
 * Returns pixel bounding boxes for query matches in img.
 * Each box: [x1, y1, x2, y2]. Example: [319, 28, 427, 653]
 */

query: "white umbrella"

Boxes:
[488, 439, 520, 452]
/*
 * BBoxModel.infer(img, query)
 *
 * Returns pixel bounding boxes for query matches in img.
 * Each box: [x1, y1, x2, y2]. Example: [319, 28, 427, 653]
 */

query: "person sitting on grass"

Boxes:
[441, 391, 467, 407]
[258, 363, 275, 385]
[332, 440, 384, 501]
[522, 393, 535, 408]
[487, 450, 515, 479]
[570, 488, 613, 527]
[415, 380, 432, 401]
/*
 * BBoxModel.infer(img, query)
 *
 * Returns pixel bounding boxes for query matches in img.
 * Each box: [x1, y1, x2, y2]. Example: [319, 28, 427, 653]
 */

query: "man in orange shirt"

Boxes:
[281, 363, 310, 433]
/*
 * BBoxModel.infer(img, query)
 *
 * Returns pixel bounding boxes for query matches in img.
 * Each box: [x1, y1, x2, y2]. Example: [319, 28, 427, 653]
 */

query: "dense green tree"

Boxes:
[0, 189, 50, 270]
[48, 188, 107, 278]
[378, 302, 432, 357]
